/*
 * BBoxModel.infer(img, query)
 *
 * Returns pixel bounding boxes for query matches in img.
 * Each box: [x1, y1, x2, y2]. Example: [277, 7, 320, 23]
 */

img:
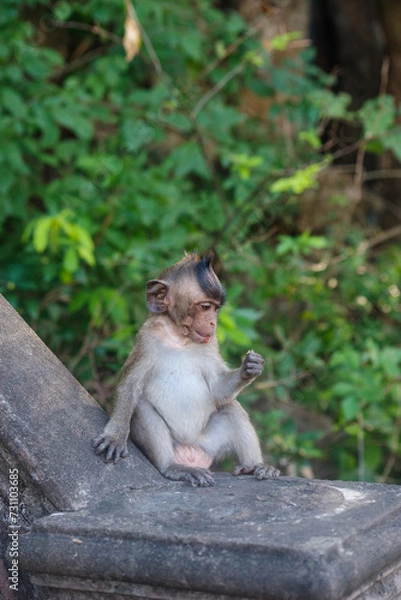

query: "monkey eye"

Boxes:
[200, 303, 212, 311]
[199, 302, 220, 313]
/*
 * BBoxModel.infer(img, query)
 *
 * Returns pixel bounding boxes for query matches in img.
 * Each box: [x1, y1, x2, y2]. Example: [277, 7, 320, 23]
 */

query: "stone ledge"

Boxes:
[19, 476, 401, 600]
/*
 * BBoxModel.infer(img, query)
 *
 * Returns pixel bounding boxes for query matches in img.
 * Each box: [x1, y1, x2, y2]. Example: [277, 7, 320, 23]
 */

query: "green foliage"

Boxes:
[276, 231, 328, 256]
[2, 0, 401, 483]
[270, 161, 327, 195]
[23, 210, 95, 282]
[270, 31, 301, 52]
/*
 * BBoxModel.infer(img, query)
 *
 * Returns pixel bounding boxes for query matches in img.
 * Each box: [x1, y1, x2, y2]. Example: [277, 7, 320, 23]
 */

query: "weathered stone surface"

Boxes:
[0, 294, 162, 513]
[19, 476, 401, 600]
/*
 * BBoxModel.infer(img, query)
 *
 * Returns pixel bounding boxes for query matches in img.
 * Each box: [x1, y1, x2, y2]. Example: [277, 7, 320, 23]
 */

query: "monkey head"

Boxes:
[146, 252, 226, 344]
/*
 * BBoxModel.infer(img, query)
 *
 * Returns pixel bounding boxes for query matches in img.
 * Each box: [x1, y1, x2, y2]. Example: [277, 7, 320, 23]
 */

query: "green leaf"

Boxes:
[332, 382, 357, 397]
[358, 95, 396, 139]
[365, 139, 386, 156]
[0, 167, 15, 194]
[63, 247, 79, 273]
[270, 31, 301, 52]
[230, 154, 263, 180]
[52, 107, 93, 140]
[271, 162, 326, 195]
[364, 444, 382, 472]
[344, 423, 361, 437]
[380, 347, 401, 379]
[168, 142, 208, 178]
[276, 232, 328, 256]
[53, 1, 72, 21]
[78, 245, 95, 266]
[298, 129, 321, 149]
[341, 396, 360, 421]
[1, 87, 27, 118]
[69, 291, 90, 313]
[121, 119, 154, 153]
[32, 105, 60, 147]
[276, 235, 296, 256]
[308, 90, 352, 120]
[180, 32, 203, 61]
[32, 218, 52, 253]
[382, 130, 401, 162]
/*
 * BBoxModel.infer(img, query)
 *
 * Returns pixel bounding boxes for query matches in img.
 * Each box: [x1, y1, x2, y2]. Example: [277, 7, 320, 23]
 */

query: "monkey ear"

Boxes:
[146, 279, 170, 313]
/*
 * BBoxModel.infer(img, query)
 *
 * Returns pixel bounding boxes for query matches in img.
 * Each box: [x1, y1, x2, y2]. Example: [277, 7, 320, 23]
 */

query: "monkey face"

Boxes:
[187, 299, 220, 344]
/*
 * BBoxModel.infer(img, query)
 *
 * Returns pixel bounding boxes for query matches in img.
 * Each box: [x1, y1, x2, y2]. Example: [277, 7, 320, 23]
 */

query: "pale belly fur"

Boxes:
[145, 361, 215, 445]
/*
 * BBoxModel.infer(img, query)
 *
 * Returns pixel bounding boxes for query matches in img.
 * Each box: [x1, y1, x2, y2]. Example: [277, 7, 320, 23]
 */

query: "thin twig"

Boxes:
[51, 44, 112, 79]
[331, 140, 361, 161]
[363, 169, 401, 181]
[52, 19, 122, 44]
[191, 25, 259, 86]
[353, 141, 366, 201]
[357, 223, 401, 251]
[191, 63, 244, 118]
[319, 222, 401, 272]
[380, 55, 390, 96]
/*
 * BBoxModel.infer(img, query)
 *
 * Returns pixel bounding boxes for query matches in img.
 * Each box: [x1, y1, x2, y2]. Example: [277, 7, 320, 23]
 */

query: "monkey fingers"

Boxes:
[92, 436, 129, 464]
[233, 462, 280, 480]
[233, 464, 255, 476]
[242, 350, 264, 379]
[254, 463, 280, 480]
[164, 465, 215, 487]
[185, 470, 215, 487]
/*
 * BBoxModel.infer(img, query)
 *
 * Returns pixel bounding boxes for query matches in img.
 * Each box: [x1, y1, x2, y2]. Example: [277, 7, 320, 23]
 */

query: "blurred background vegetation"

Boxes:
[2, 0, 401, 482]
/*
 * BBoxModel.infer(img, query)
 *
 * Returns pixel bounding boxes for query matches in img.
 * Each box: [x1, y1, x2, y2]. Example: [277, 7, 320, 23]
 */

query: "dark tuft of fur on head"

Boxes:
[194, 252, 226, 305]
[160, 251, 226, 305]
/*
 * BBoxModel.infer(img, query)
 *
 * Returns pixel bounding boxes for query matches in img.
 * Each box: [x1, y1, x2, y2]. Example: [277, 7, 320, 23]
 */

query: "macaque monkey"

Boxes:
[93, 252, 280, 487]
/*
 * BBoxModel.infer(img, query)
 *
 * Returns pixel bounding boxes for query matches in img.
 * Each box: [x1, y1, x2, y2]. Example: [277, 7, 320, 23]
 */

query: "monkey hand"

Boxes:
[233, 462, 280, 480]
[92, 432, 129, 464]
[241, 350, 264, 380]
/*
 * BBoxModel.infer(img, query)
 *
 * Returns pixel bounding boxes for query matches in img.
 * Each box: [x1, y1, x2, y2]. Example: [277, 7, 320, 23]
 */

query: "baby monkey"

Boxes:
[93, 252, 280, 486]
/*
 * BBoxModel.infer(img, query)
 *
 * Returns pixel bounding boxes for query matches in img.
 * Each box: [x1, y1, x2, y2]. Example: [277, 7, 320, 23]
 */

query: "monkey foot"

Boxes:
[233, 463, 280, 480]
[164, 464, 215, 487]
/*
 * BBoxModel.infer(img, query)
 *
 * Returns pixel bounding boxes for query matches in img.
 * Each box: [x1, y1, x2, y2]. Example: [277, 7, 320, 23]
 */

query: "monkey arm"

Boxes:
[210, 350, 264, 405]
[210, 367, 247, 404]
[92, 372, 143, 464]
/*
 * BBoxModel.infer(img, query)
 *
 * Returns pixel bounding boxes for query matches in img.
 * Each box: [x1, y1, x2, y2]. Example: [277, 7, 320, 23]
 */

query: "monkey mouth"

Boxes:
[194, 331, 211, 344]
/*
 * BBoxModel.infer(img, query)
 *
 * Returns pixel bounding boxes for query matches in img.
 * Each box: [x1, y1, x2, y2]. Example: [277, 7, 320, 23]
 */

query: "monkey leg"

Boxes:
[199, 401, 280, 480]
[131, 402, 215, 487]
